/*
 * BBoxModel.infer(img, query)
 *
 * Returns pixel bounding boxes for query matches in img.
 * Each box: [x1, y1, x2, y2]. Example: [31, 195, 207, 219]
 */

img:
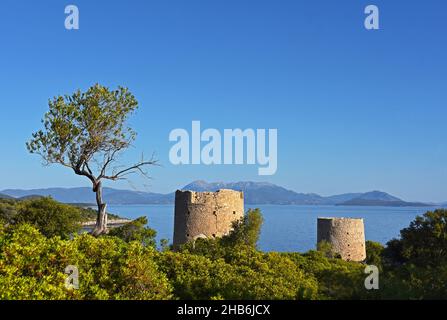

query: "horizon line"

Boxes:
[0, 181, 442, 204]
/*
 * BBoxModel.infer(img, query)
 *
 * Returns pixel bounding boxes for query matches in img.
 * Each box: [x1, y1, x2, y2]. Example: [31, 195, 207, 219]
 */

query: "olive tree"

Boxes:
[27, 84, 155, 235]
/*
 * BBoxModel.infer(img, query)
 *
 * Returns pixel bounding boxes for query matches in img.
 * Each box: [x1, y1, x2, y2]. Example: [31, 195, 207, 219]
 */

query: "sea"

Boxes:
[107, 204, 438, 252]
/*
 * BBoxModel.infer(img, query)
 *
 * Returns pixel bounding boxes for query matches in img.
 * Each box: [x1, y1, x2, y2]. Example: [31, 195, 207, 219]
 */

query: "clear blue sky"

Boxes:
[0, 0, 446, 202]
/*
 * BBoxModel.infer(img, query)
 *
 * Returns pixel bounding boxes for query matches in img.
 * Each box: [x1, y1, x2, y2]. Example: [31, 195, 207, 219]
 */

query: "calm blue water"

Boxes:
[107, 204, 437, 252]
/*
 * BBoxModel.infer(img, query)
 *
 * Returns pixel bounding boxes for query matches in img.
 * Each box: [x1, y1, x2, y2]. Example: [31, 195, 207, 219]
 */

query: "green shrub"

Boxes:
[0, 224, 172, 300]
[13, 197, 82, 239]
[379, 209, 447, 299]
[222, 208, 263, 248]
[1, 204, 447, 300]
[0, 199, 17, 224]
[287, 250, 366, 299]
[180, 208, 264, 259]
[365, 241, 384, 270]
[172, 209, 318, 299]
[316, 240, 340, 259]
[158, 248, 318, 300]
[385, 209, 447, 267]
[0, 224, 76, 299]
[108, 216, 156, 247]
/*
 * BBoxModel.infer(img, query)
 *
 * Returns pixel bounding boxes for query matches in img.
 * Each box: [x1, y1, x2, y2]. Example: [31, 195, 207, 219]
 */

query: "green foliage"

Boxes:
[173, 210, 319, 299]
[77, 206, 120, 221]
[68, 234, 172, 300]
[0, 224, 172, 300]
[26, 84, 138, 168]
[0, 199, 17, 224]
[222, 208, 263, 248]
[12, 197, 82, 239]
[108, 216, 156, 247]
[26, 84, 155, 235]
[160, 239, 170, 252]
[378, 209, 447, 299]
[316, 240, 339, 259]
[0, 198, 120, 237]
[179, 208, 264, 259]
[287, 250, 366, 299]
[365, 241, 384, 270]
[1, 203, 447, 300]
[0, 224, 68, 299]
[158, 248, 318, 300]
[379, 263, 447, 299]
[385, 209, 447, 267]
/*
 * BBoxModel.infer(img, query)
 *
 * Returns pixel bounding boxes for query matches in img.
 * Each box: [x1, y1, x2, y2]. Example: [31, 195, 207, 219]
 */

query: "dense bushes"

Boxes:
[365, 241, 384, 270]
[378, 209, 447, 299]
[0, 197, 120, 239]
[385, 209, 447, 267]
[0, 206, 323, 300]
[1, 197, 87, 238]
[222, 208, 263, 248]
[108, 216, 157, 247]
[0, 199, 16, 224]
[0, 224, 172, 300]
[0, 222, 320, 300]
[13, 197, 82, 239]
[0, 200, 446, 300]
[159, 248, 318, 300]
[287, 250, 367, 299]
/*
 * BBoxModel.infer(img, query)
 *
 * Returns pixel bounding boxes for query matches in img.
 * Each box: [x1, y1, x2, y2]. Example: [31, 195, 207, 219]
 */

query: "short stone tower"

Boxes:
[317, 217, 366, 262]
[173, 189, 244, 248]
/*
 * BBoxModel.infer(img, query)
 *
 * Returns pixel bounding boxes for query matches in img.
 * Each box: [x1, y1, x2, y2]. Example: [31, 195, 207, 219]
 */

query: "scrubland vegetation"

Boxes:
[0, 197, 445, 300]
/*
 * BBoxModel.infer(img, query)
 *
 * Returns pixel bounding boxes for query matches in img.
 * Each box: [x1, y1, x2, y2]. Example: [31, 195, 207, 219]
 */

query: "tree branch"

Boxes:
[99, 156, 158, 181]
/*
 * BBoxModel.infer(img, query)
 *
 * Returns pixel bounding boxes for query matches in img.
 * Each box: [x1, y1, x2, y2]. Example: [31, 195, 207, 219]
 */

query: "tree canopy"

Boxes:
[26, 84, 156, 235]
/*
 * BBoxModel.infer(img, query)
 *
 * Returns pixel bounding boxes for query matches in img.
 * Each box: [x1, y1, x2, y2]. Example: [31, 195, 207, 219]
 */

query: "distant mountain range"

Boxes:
[181, 181, 430, 207]
[0, 187, 173, 205]
[0, 180, 436, 207]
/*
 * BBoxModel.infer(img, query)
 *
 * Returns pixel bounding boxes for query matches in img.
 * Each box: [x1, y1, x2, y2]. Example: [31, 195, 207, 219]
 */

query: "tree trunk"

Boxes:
[92, 180, 108, 236]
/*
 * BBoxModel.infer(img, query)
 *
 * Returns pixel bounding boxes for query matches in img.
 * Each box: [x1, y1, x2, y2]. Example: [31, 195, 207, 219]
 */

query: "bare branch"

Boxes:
[99, 153, 158, 181]
[99, 148, 120, 178]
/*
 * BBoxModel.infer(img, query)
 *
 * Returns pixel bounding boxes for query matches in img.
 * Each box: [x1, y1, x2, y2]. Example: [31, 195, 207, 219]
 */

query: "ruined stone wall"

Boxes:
[317, 217, 366, 262]
[173, 189, 244, 248]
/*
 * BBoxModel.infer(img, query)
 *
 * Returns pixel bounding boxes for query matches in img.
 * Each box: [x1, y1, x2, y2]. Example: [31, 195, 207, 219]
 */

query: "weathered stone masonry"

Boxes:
[173, 189, 244, 248]
[317, 217, 366, 262]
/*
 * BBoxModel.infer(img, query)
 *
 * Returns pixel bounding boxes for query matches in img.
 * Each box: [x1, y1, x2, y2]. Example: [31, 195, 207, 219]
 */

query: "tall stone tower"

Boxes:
[317, 217, 366, 262]
[173, 189, 244, 248]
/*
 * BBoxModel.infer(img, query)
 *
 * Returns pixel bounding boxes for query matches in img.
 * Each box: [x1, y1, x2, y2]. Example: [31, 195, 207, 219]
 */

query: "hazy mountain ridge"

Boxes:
[1, 181, 434, 206]
[337, 199, 429, 207]
[1, 187, 174, 205]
